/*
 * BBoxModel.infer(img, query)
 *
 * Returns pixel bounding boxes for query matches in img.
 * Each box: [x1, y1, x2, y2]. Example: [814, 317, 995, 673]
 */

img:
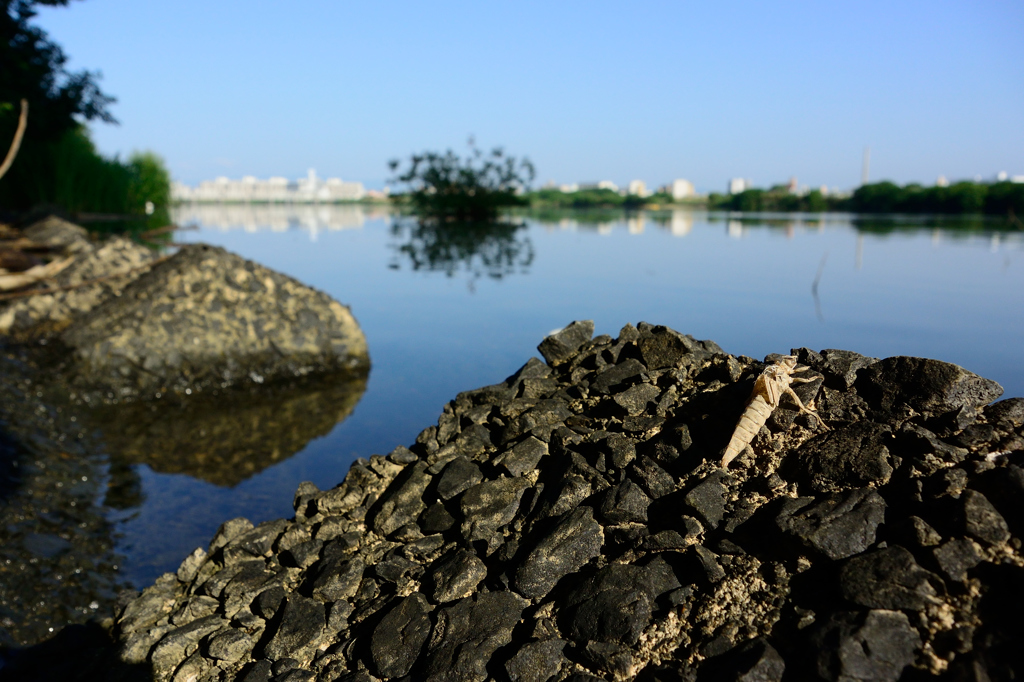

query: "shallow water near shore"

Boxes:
[2, 205, 1023, 649]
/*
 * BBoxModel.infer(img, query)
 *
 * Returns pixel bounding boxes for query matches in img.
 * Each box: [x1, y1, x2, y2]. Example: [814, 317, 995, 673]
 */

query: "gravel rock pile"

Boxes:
[112, 321, 1024, 681]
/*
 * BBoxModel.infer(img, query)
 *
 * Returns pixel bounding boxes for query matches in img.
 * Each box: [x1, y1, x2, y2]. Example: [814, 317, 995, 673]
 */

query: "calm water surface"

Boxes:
[111, 205, 1024, 586]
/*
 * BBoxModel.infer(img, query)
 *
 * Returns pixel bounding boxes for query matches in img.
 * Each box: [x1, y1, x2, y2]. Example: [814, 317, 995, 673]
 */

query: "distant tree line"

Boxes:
[1, 0, 170, 220]
[708, 181, 1024, 217]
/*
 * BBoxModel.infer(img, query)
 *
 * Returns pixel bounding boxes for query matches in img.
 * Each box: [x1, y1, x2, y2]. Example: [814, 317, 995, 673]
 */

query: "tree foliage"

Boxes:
[389, 142, 535, 222]
[1, 0, 170, 220]
[849, 181, 1021, 215]
[1, 0, 116, 139]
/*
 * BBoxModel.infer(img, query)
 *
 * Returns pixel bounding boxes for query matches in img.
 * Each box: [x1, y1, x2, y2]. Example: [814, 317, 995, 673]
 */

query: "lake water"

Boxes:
[141, 204, 1022, 585]
[3, 204, 1023, 647]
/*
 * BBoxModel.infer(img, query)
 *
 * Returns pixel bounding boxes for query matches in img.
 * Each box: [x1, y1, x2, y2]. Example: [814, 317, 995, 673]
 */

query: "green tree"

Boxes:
[1, 0, 170, 220]
[389, 141, 535, 222]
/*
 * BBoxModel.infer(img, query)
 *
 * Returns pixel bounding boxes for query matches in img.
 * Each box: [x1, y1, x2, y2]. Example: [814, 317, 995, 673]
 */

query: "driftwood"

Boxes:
[0, 99, 28, 181]
[0, 253, 171, 301]
[0, 255, 74, 291]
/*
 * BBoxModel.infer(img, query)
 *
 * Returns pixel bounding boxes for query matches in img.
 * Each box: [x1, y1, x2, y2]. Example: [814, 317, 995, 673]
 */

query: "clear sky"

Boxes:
[35, 0, 1024, 192]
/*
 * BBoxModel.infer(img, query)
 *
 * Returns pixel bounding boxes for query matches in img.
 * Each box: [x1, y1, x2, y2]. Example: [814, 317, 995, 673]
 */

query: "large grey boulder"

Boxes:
[61, 243, 369, 401]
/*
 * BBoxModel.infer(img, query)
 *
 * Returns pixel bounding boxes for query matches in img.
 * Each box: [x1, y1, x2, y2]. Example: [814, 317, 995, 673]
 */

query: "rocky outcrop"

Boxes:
[1, 217, 370, 403]
[109, 322, 1024, 681]
[60, 243, 369, 402]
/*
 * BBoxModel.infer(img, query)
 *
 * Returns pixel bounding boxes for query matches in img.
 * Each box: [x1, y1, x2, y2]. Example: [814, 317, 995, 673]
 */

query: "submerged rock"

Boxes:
[103, 321, 1022, 681]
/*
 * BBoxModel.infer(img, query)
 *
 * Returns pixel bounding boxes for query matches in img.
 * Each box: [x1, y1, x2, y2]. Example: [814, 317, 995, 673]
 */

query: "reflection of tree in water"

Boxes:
[389, 218, 534, 280]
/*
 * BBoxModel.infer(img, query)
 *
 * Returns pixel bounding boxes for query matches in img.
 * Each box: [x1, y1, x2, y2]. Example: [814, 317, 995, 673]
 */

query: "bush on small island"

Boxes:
[388, 142, 535, 222]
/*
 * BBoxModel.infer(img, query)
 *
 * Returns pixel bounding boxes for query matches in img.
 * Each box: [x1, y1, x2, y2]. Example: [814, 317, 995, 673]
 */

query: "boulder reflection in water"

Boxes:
[84, 372, 369, 488]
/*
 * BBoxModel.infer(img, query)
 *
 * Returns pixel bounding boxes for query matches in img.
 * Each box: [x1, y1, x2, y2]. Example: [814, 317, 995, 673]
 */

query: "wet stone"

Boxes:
[420, 502, 456, 534]
[437, 457, 484, 500]
[459, 476, 531, 545]
[793, 422, 894, 492]
[857, 356, 1003, 417]
[614, 383, 662, 416]
[581, 640, 633, 677]
[960, 489, 1010, 546]
[699, 636, 785, 682]
[515, 506, 604, 599]
[262, 595, 325, 661]
[371, 461, 431, 537]
[538, 320, 595, 366]
[426, 549, 487, 603]
[424, 592, 529, 682]
[839, 546, 941, 611]
[599, 478, 651, 524]
[684, 471, 730, 530]
[311, 557, 365, 603]
[505, 638, 567, 682]
[206, 627, 252, 663]
[631, 455, 675, 499]
[774, 488, 886, 560]
[933, 537, 984, 583]
[811, 610, 921, 682]
[370, 593, 432, 679]
[590, 359, 648, 396]
[494, 436, 548, 477]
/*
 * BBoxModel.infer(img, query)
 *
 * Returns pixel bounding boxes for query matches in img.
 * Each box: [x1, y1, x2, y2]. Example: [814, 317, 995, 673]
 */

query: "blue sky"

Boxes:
[36, 0, 1024, 192]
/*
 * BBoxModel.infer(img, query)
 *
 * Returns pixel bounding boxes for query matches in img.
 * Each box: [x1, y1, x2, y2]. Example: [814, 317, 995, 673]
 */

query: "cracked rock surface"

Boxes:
[106, 322, 1023, 681]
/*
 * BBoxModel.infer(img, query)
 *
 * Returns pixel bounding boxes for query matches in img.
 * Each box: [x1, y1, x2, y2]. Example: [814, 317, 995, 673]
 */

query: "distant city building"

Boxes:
[936, 175, 949, 187]
[627, 180, 650, 197]
[670, 179, 695, 200]
[728, 178, 750, 194]
[997, 171, 1008, 182]
[787, 176, 798, 193]
[172, 169, 366, 203]
[1013, 176, 1024, 184]
[578, 180, 619, 192]
[560, 183, 579, 193]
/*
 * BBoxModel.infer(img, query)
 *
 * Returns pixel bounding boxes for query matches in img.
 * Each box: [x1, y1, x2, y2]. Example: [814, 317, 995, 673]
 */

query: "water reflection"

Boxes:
[83, 373, 368, 488]
[0, 346, 126, 649]
[171, 202, 390, 240]
[0, 340, 367, 649]
[388, 217, 535, 279]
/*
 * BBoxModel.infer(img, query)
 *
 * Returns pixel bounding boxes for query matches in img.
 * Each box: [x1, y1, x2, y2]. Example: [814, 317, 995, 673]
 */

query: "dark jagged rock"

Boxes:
[538, 320, 595, 366]
[105, 322, 1022, 681]
[839, 546, 942, 610]
[811, 610, 920, 682]
[773, 488, 886, 560]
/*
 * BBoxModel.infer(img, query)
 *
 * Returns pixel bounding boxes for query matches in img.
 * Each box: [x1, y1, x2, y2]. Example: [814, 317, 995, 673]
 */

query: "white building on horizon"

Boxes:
[728, 178, 751, 194]
[627, 180, 651, 197]
[172, 168, 366, 203]
[670, 179, 695, 200]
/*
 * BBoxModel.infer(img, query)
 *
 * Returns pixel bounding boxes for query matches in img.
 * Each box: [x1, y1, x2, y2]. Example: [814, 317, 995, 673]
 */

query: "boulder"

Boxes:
[61, 243, 369, 401]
